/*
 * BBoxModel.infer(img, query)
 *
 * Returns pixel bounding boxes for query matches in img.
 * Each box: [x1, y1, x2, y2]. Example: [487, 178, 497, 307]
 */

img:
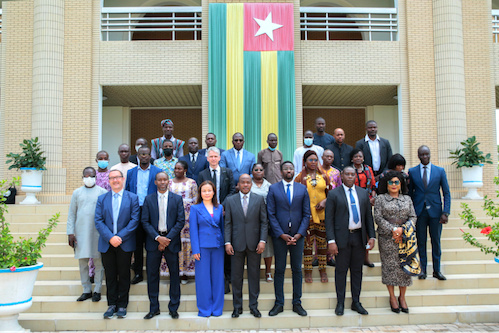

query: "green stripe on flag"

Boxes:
[243, 51, 262, 156]
[277, 51, 296, 162]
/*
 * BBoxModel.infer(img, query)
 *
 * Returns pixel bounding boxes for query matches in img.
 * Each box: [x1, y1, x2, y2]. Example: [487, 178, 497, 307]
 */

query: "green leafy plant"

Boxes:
[5, 137, 46, 170]
[449, 136, 493, 169]
[460, 172, 499, 257]
[0, 178, 59, 269]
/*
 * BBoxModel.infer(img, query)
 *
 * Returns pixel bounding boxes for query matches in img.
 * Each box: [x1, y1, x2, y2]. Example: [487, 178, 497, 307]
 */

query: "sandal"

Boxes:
[320, 271, 328, 283]
[266, 273, 273, 283]
[304, 271, 313, 283]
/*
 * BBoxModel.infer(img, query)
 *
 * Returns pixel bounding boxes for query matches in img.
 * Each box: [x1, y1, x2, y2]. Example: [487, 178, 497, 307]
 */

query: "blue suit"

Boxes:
[220, 148, 256, 184]
[267, 181, 310, 306]
[190, 203, 225, 317]
[179, 154, 209, 183]
[408, 163, 451, 274]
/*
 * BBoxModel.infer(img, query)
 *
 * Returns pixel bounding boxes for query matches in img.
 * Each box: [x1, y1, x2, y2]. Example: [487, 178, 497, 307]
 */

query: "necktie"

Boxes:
[159, 194, 167, 232]
[112, 193, 119, 235]
[191, 154, 196, 166]
[236, 150, 241, 170]
[243, 195, 248, 216]
[286, 184, 291, 204]
[349, 188, 360, 224]
[423, 166, 428, 189]
[212, 169, 217, 187]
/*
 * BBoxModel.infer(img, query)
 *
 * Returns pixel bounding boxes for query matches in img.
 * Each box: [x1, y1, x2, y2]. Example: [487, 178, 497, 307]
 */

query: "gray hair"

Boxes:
[206, 146, 220, 156]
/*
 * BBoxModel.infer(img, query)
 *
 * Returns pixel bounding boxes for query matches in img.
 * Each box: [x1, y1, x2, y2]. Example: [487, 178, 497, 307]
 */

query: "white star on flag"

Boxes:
[253, 12, 283, 42]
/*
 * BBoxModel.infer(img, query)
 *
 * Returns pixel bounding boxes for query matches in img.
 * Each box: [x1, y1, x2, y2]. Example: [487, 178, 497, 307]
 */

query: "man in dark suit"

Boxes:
[126, 146, 162, 284]
[197, 146, 236, 293]
[179, 137, 209, 183]
[355, 120, 392, 176]
[220, 132, 256, 185]
[198, 132, 225, 156]
[225, 174, 268, 318]
[325, 128, 353, 171]
[325, 166, 376, 316]
[129, 138, 155, 165]
[408, 145, 451, 281]
[141, 172, 185, 320]
[95, 169, 140, 319]
[267, 161, 311, 317]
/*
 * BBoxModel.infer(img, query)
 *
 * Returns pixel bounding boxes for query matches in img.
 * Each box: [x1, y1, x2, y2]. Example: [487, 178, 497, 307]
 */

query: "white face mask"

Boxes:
[135, 145, 142, 153]
[83, 177, 96, 188]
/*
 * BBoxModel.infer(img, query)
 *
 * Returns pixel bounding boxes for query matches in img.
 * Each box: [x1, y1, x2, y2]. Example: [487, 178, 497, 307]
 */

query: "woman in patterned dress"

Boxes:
[374, 171, 417, 313]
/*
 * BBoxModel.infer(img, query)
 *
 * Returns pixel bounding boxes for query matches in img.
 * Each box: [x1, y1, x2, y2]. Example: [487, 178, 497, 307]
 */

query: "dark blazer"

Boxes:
[220, 148, 256, 184]
[198, 147, 225, 156]
[267, 182, 311, 238]
[190, 203, 225, 254]
[325, 141, 353, 171]
[355, 137, 392, 173]
[125, 164, 163, 198]
[408, 164, 451, 219]
[324, 185, 375, 249]
[224, 193, 268, 252]
[129, 155, 155, 165]
[141, 191, 186, 253]
[179, 154, 209, 183]
[197, 166, 236, 205]
[95, 190, 140, 253]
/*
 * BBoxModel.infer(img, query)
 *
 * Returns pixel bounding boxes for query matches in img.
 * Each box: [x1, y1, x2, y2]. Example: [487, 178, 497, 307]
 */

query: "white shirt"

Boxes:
[157, 191, 169, 232]
[111, 162, 137, 183]
[211, 166, 221, 202]
[293, 145, 324, 175]
[365, 134, 381, 172]
[420, 162, 432, 182]
[282, 180, 294, 204]
[190, 152, 199, 164]
[342, 184, 362, 230]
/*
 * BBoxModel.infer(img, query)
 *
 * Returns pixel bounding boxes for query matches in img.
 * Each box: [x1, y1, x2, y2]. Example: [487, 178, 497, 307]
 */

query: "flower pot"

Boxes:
[461, 165, 483, 200]
[19, 168, 42, 205]
[0, 263, 43, 331]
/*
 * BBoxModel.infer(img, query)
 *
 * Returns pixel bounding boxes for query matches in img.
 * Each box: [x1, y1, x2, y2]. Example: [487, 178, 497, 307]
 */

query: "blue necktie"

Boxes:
[286, 184, 291, 204]
[112, 193, 119, 235]
[236, 150, 241, 170]
[349, 188, 360, 224]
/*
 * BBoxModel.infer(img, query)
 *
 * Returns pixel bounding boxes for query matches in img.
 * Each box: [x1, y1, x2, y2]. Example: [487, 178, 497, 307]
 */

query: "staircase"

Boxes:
[5, 201, 499, 331]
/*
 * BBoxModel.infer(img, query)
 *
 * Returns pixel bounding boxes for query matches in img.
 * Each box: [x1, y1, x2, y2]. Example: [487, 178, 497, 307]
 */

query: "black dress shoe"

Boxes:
[351, 301, 368, 315]
[231, 308, 242, 318]
[292, 304, 307, 316]
[433, 272, 447, 280]
[225, 280, 231, 294]
[363, 261, 375, 268]
[169, 310, 179, 319]
[92, 292, 101, 302]
[390, 303, 400, 313]
[398, 296, 409, 313]
[312, 258, 319, 266]
[250, 308, 261, 318]
[76, 293, 92, 302]
[327, 259, 336, 267]
[335, 302, 344, 316]
[144, 310, 160, 319]
[268, 304, 283, 316]
[418, 273, 427, 280]
[131, 274, 143, 285]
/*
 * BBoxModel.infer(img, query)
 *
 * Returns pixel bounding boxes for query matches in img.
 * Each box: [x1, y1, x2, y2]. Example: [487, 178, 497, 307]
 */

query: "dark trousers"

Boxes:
[273, 236, 304, 306]
[335, 230, 364, 304]
[146, 247, 180, 313]
[101, 246, 133, 308]
[224, 253, 231, 282]
[132, 207, 145, 276]
[231, 248, 261, 310]
[416, 209, 442, 273]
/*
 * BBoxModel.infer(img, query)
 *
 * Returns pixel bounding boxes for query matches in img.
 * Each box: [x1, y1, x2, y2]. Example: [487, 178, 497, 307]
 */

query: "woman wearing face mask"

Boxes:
[153, 140, 178, 179]
[95, 150, 111, 191]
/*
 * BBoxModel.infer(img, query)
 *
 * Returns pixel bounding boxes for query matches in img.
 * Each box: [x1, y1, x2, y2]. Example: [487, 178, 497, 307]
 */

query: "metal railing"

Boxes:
[101, 7, 202, 41]
[493, 10, 499, 42]
[300, 7, 397, 41]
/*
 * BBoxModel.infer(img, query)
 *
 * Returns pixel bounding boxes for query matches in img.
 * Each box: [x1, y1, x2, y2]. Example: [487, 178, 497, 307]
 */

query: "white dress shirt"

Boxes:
[420, 162, 432, 182]
[190, 152, 199, 164]
[282, 179, 294, 204]
[365, 134, 381, 172]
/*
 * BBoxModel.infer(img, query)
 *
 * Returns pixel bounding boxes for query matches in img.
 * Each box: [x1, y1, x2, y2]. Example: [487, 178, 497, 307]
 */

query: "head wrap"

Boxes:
[161, 119, 174, 127]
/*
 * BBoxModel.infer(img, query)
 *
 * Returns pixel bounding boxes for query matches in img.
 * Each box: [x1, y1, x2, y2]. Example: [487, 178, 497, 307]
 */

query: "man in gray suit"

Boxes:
[225, 174, 268, 318]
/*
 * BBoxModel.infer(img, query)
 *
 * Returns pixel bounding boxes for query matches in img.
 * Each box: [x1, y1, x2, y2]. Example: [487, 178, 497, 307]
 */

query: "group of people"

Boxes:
[66, 117, 451, 320]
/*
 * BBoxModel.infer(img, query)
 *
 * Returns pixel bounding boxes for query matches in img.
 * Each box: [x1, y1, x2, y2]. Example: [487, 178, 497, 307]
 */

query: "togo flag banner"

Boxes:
[208, 3, 296, 161]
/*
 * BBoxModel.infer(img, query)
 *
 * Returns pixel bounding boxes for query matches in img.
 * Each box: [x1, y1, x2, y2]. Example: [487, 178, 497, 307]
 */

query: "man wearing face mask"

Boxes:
[153, 140, 178, 179]
[257, 133, 283, 184]
[293, 130, 324, 175]
[67, 167, 108, 302]
[96, 151, 111, 191]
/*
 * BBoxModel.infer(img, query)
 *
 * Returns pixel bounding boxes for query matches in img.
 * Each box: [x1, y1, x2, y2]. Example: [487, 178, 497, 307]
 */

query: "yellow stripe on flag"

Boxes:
[261, 51, 279, 150]
[226, 3, 244, 144]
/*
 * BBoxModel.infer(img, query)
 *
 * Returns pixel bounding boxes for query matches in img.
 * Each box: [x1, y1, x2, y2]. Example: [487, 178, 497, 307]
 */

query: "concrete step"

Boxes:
[18, 305, 499, 331]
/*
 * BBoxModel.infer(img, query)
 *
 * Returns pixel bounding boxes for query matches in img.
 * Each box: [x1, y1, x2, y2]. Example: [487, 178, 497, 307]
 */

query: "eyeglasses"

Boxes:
[109, 176, 123, 181]
[307, 159, 318, 162]
[253, 168, 263, 172]
[388, 180, 400, 185]
[234, 139, 243, 142]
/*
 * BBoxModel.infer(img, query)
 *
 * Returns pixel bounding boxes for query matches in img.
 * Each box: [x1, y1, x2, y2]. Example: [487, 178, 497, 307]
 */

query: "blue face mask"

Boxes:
[304, 138, 313, 147]
[97, 160, 109, 169]
[268, 146, 276, 151]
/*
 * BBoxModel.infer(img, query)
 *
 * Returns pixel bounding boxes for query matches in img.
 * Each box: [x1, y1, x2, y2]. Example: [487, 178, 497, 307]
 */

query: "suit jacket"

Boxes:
[267, 182, 311, 238]
[355, 137, 392, 173]
[141, 191, 186, 253]
[190, 203, 225, 254]
[129, 155, 155, 165]
[125, 164, 163, 198]
[179, 154, 209, 183]
[220, 148, 256, 184]
[95, 190, 140, 253]
[324, 185, 375, 249]
[197, 166, 236, 205]
[408, 164, 451, 219]
[198, 147, 225, 156]
[224, 193, 268, 252]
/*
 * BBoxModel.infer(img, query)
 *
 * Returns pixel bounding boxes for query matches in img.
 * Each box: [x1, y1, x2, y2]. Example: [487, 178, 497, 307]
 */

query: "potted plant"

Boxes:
[449, 136, 493, 200]
[0, 178, 59, 331]
[5, 137, 46, 204]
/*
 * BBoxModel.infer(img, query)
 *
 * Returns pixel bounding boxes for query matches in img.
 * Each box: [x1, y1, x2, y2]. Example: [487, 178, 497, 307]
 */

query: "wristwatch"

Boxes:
[443, 213, 450, 217]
